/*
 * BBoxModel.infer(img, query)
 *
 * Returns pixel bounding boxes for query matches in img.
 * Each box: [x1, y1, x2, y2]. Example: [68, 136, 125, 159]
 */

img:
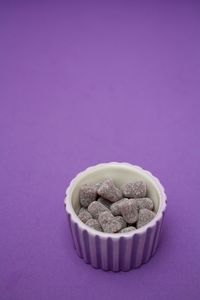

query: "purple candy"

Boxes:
[137, 209, 156, 228]
[135, 198, 154, 210]
[78, 178, 155, 234]
[78, 208, 92, 223]
[120, 226, 136, 233]
[103, 218, 123, 233]
[119, 198, 138, 224]
[98, 211, 124, 233]
[88, 201, 109, 219]
[110, 198, 138, 216]
[97, 197, 111, 209]
[110, 198, 128, 216]
[97, 178, 123, 203]
[98, 211, 113, 228]
[79, 183, 98, 208]
[85, 219, 102, 231]
[121, 181, 147, 198]
[115, 216, 126, 229]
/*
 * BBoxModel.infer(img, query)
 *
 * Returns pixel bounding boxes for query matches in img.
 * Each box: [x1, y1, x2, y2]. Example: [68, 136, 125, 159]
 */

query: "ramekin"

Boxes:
[64, 162, 167, 272]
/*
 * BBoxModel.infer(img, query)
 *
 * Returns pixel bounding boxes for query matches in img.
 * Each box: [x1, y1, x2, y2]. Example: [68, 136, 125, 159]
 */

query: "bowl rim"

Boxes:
[64, 162, 167, 239]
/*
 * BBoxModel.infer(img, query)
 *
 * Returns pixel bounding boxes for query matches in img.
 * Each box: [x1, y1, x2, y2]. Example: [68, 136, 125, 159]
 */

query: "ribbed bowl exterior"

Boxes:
[66, 210, 165, 271]
[65, 163, 167, 272]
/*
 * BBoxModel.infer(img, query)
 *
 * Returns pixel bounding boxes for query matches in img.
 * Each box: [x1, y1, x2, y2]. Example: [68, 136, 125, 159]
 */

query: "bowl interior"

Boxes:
[68, 164, 162, 216]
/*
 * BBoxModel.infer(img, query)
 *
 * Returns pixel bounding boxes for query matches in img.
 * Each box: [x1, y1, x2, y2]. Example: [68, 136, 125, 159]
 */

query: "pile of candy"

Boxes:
[77, 178, 156, 233]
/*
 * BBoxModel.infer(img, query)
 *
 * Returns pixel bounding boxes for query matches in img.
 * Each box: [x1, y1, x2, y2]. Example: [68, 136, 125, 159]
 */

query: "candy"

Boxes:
[95, 182, 103, 189]
[77, 178, 156, 233]
[98, 211, 125, 233]
[137, 209, 156, 228]
[110, 198, 138, 216]
[79, 183, 98, 208]
[97, 197, 111, 209]
[88, 201, 109, 219]
[135, 198, 154, 211]
[119, 199, 138, 224]
[121, 181, 147, 198]
[98, 211, 113, 227]
[103, 218, 123, 233]
[110, 198, 128, 216]
[78, 208, 92, 223]
[86, 219, 102, 231]
[115, 216, 126, 229]
[120, 226, 136, 233]
[97, 178, 123, 203]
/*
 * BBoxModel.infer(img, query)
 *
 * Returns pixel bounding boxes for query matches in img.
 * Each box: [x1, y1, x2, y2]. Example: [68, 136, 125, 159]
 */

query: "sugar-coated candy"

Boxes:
[137, 209, 156, 228]
[98, 211, 124, 233]
[97, 197, 111, 209]
[78, 208, 92, 223]
[88, 201, 109, 219]
[95, 182, 102, 189]
[120, 199, 138, 224]
[110, 198, 128, 216]
[98, 211, 113, 228]
[78, 177, 156, 233]
[79, 183, 98, 208]
[121, 181, 147, 198]
[86, 219, 102, 231]
[135, 198, 154, 210]
[110, 198, 138, 216]
[120, 226, 136, 233]
[97, 178, 123, 203]
[115, 216, 126, 229]
[103, 218, 123, 233]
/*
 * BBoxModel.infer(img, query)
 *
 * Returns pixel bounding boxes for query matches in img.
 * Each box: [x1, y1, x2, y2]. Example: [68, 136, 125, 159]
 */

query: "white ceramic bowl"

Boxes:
[64, 162, 167, 271]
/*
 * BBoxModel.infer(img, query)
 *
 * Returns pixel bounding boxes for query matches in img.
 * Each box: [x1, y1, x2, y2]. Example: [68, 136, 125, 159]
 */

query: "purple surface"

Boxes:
[0, 1, 200, 299]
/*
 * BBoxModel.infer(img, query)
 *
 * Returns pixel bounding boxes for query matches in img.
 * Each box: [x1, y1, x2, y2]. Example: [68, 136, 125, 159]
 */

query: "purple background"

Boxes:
[1, 1, 200, 299]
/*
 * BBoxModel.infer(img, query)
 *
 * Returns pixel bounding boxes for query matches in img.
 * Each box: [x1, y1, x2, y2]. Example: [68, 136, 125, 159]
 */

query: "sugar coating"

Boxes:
[98, 211, 124, 233]
[115, 216, 126, 229]
[88, 201, 109, 219]
[97, 178, 123, 203]
[110, 198, 136, 216]
[95, 182, 102, 189]
[103, 218, 123, 233]
[136, 198, 154, 211]
[79, 183, 98, 208]
[97, 197, 111, 209]
[78, 208, 92, 224]
[120, 199, 138, 224]
[86, 219, 102, 231]
[78, 178, 156, 233]
[137, 209, 156, 228]
[98, 211, 113, 228]
[122, 181, 147, 198]
[110, 198, 129, 216]
[120, 226, 136, 233]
